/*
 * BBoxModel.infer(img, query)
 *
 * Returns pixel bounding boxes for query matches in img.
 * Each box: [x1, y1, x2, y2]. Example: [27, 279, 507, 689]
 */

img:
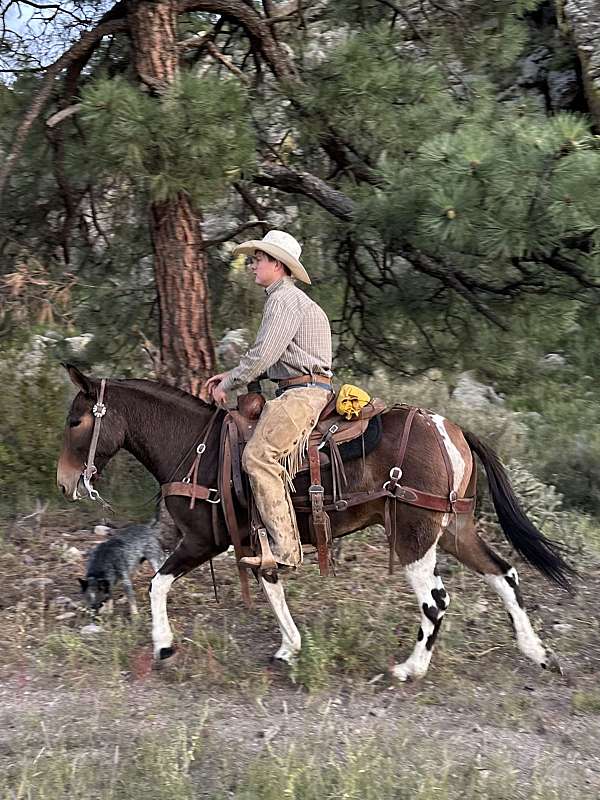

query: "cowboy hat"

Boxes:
[232, 230, 311, 284]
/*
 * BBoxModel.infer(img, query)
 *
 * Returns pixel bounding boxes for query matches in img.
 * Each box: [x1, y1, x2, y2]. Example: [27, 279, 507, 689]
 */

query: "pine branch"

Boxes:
[542, 252, 600, 290]
[0, 10, 128, 198]
[204, 219, 267, 246]
[254, 163, 355, 220]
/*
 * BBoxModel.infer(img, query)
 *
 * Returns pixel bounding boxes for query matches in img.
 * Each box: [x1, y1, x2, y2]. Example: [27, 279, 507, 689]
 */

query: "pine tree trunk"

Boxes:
[128, 0, 215, 394]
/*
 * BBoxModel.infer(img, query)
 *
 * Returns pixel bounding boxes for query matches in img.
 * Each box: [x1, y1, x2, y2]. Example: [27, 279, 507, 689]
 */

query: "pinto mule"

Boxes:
[57, 365, 574, 680]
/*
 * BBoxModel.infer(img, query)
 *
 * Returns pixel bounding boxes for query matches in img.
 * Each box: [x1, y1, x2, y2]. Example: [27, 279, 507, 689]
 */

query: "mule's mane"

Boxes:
[110, 378, 213, 416]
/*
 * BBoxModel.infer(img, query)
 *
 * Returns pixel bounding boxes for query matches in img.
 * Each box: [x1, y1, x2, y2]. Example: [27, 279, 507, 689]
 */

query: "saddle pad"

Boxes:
[337, 414, 382, 461]
[297, 414, 383, 474]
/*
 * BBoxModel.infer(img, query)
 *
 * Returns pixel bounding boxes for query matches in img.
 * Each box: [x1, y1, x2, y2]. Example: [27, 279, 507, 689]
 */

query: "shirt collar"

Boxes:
[265, 276, 293, 296]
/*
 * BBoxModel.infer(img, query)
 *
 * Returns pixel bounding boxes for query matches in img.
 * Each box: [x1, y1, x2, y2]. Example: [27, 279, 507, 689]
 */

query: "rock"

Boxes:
[63, 546, 83, 563]
[22, 576, 53, 586]
[518, 46, 551, 85]
[81, 624, 103, 635]
[216, 329, 250, 369]
[562, 0, 600, 123]
[93, 524, 113, 536]
[63, 333, 94, 355]
[552, 623, 574, 633]
[540, 353, 566, 369]
[54, 595, 77, 607]
[547, 69, 580, 109]
[258, 725, 280, 743]
[451, 371, 504, 409]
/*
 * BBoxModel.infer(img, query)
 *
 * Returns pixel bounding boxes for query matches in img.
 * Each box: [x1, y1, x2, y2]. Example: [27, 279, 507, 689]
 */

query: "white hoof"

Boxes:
[391, 661, 427, 682]
[272, 645, 299, 664]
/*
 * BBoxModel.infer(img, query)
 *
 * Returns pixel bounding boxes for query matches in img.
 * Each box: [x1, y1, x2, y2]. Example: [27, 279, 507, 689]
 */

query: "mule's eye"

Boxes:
[69, 419, 81, 428]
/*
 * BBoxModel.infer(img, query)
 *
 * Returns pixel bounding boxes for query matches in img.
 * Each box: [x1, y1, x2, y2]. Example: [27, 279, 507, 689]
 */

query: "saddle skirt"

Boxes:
[227, 396, 387, 471]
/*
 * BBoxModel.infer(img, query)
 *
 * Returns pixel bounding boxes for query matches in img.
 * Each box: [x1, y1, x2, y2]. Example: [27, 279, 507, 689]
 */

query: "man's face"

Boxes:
[248, 250, 283, 287]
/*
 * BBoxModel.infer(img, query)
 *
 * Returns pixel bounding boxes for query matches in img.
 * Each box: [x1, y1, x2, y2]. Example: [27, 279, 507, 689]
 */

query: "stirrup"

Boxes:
[239, 528, 278, 574]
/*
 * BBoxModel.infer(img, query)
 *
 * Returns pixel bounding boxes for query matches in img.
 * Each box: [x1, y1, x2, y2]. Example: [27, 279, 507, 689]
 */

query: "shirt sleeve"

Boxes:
[220, 296, 303, 391]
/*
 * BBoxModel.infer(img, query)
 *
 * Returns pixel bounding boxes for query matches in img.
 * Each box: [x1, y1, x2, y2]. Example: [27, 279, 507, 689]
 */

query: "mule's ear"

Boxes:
[63, 363, 97, 395]
[78, 578, 88, 591]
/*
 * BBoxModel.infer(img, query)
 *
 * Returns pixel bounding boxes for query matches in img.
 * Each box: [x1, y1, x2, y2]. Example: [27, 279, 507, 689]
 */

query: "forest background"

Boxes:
[2, 2, 600, 798]
[1, 0, 600, 522]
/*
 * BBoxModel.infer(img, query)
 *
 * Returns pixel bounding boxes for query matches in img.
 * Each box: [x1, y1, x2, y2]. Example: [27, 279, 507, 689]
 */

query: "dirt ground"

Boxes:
[1, 510, 600, 798]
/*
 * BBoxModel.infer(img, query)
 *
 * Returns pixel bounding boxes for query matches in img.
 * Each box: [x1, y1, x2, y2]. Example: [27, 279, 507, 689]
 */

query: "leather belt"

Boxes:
[277, 374, 332, 388]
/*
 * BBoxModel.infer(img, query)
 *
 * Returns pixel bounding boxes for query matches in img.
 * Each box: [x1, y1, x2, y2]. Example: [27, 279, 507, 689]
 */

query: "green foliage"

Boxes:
[79, 72, 255, 205]
[297, 25, 461, 161]
[0, 348, 68, 514]
[291, 601, 397, 692]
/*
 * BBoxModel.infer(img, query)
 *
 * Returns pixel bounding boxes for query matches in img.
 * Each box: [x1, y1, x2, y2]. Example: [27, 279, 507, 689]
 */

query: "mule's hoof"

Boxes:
[153, 646, 178, 669]
[542, 650, 563, 675]
[390, 663, 426, 683]
[271, 647, 298, 666]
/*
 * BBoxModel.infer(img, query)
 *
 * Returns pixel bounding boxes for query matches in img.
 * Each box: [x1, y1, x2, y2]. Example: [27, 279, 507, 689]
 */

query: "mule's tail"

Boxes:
[464, 431, 575, 593]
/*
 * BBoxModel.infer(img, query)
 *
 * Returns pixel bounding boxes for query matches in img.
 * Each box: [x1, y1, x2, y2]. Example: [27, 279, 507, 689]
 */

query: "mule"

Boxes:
[57, 365, 574, 680]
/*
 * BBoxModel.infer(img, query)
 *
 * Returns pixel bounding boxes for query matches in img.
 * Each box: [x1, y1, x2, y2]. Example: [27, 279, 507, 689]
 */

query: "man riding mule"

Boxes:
[57, 363, 574, 680]
[205, 230, 334, 575]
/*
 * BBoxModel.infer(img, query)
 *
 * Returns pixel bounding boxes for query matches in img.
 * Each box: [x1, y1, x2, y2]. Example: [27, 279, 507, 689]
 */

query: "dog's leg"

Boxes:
[101, 598, 114, 615]
[260, 574, 301, 663]
[122, 576, 138, 616]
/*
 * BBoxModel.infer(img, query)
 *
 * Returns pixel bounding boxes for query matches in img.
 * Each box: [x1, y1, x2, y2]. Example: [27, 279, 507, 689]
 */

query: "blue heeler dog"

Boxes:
[79, 522, 166, 615]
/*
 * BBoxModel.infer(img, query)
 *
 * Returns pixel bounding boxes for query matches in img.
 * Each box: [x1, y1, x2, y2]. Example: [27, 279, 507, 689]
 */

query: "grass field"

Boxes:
[1, 509, 600, 798]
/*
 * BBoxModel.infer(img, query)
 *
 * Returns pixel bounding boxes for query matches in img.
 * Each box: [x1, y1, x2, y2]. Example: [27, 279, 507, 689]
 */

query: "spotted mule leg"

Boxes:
[484, 566, 560, 671]
[392, 542, 450, 681]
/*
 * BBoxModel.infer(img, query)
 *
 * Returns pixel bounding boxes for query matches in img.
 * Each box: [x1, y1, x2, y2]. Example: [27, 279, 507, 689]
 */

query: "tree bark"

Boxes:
[129, 0, 215, 393]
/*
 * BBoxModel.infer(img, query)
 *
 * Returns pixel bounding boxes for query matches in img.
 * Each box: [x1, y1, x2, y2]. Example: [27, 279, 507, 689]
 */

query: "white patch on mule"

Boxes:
[429, 414, 466, 526]
[150, 573, 175, 657]
[392, 540, 449, 681]
[260, 576, 301, 663]
[484, 569, 548, 667]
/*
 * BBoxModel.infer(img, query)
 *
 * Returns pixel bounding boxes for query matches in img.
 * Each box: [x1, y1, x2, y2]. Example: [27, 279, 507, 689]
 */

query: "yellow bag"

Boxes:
[336, 384, 371, 420]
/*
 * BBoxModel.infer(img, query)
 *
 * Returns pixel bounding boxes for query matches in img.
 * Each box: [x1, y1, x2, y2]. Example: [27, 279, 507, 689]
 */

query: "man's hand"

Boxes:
[204, 372, 229, 406]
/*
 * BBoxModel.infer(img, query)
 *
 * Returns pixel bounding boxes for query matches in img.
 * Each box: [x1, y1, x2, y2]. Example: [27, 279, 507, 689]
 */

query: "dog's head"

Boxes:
[79, 576, 111, 611]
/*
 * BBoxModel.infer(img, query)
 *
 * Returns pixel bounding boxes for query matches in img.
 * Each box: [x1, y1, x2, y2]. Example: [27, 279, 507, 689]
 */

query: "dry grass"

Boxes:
[2, 511, 600, 798]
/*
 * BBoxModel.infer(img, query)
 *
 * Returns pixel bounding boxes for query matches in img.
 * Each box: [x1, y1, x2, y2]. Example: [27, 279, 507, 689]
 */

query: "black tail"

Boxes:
[464, 431, 575, 593]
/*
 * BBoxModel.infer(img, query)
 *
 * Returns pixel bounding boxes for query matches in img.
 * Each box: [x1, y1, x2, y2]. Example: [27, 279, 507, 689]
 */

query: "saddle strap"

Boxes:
[227, 418, 247, 508]
[219, 418, 252, 608]
[308, 445, 331, 576]
[292, 486, 475, 514]
[161, 482, 216, 501]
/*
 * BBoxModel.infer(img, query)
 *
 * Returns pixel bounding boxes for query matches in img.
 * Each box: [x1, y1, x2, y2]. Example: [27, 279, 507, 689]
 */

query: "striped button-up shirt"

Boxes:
[220, 277, 332, 392]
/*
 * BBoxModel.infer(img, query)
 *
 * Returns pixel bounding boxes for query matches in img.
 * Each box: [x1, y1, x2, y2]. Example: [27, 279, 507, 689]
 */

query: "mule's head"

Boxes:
[57, 365, 125, 500]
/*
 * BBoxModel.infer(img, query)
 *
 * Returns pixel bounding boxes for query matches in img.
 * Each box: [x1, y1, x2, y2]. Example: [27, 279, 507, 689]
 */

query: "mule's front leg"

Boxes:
[149, 572, 175, 660]
[260, 574, 301, 663]
[392, 544, 450, 681]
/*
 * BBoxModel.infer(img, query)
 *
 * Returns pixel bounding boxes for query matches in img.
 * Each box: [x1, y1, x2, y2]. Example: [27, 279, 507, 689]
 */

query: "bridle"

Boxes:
[80, 378, 112, 508]
[79, 378, 222, 512]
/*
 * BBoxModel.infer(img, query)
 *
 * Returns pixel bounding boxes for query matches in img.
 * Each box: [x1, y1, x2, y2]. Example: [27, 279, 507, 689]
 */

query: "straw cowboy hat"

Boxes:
[233, 230, 311, 284]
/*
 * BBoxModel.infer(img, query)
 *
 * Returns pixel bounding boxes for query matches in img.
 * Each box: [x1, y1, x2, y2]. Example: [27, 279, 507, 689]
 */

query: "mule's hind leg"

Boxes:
[392, 537, 450, 682]
[260, 574, 301, 664]
[439, 523, 559, 671]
